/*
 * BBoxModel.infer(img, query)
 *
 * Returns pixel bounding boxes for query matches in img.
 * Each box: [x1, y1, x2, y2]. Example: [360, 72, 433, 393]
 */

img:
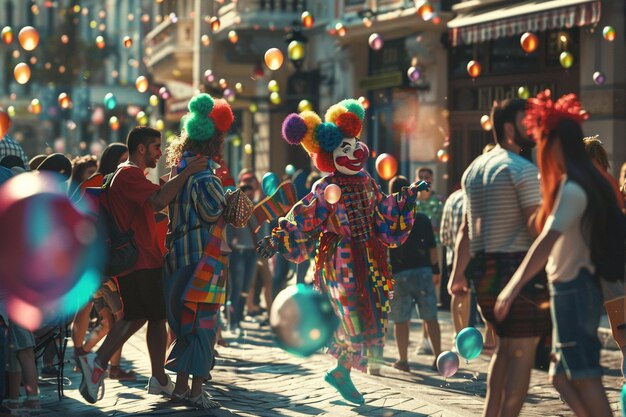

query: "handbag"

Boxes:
[223, 188, 254, 228]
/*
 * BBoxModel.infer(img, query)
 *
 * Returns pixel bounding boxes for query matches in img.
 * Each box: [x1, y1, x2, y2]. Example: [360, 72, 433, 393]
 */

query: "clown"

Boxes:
[257, 99, 429, 405]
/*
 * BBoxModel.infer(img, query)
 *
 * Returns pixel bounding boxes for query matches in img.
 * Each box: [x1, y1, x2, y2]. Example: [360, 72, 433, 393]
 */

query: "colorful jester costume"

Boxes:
[259, 99, 428, 404]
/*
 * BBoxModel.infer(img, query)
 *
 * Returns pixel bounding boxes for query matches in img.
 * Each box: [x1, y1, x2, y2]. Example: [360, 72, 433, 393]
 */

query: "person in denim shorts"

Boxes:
[388, 176, 441, 372]
[495, 91, 622, 417]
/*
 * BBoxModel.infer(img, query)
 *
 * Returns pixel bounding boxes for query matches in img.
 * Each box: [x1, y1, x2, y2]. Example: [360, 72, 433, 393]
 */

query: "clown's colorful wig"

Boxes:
[281, 99, 365, 172]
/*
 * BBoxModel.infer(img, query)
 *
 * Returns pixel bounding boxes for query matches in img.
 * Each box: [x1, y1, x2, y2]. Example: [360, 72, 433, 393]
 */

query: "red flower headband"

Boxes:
[523, 90, 588, 142]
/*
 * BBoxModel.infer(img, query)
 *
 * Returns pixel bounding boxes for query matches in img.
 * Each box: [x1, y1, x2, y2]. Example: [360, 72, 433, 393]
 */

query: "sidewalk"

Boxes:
[24, 311, 625, 416]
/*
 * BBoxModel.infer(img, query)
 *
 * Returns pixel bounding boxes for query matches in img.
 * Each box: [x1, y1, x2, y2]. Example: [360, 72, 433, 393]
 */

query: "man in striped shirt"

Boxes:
[448, 99, 550, 417]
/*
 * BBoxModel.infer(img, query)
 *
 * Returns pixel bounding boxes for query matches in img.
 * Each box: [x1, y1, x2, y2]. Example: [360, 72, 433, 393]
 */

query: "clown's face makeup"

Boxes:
[333, 137, 369, 175]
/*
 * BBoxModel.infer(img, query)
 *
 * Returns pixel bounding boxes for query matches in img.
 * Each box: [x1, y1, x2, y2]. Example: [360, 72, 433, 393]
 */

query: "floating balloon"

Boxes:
[559, 51, 574, 69]
[243, 143, 252, 155]
[436, 148, 449, 163]
[268, 79, 279, 92]
[91, 107, 105, 125]
[436, 351, 460, 378]
[18, 26, 39, 51]
[416, 1, 434, 21]
[603, 26, 615, 42]
[136, 111, 148, 125]
[28, 99, 41, 115]
[368, 33, 384, 51]
[357, 96, 370, 110]
[235, 82, 243, 93]
[324, 184, 342, 204]
[363, 17, 373, 28]
[210, 17, 220, 31]
[301, 11, 314, 29]
[264, 48, 284, 71]
[520, 32, 538, 53]
[284, 164, 296, 177]
[228, 30, 238, 44]
[262, 172, 280, 196]
[0, 172, 103, 330]
[123, 35, 132, 48]
[109, 116, 120, 131]
[287, 40, 305, 61]
[1, 26, 13, 44]
[480, 115, 492, 131]
[201, 34, 210, 46]
[455, 327, 483, 361]
[58, 92, 71, 109]
[593, 71, 606, 85]
[104, 92, 117, 110]
[298, 100, 313, 112]
[135, 75, 149, 93]
[407, 66, 421, 82]
[14, 62, 31, 85]
[95, 35, 105, 49]
[223, 88, 235, 102]
[335, 22, 347, 37]
[149, 94, 159, 107]
[249, 103, 258, 113]
[0, 110, 11, 138]
[375, 153, 398, 181]
[155, 119, 165, 131]
[467, 60, 481, 78]
[270, 284, 339, 357]
[518, 86, 530, 99]
[159, 87, 170, 99]
[219, 78, 228, 89]
[204, 69, 215, 83]
[270, 92, 281, 105]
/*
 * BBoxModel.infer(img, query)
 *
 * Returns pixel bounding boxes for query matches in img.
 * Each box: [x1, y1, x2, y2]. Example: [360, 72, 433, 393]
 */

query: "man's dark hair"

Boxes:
[126, 126, 161, 154]
[417, 167, 433, 178]
[491, 98, 527, 144]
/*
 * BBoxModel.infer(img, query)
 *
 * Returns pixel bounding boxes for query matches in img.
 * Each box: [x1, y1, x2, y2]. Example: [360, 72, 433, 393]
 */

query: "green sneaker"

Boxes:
[324, 365, 365, 406]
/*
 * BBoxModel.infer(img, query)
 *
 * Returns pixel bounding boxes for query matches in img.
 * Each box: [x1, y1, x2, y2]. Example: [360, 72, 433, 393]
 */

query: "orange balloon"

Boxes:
[467, 60, 481, 78]
[520, 32, 538, 53]
[14, 63, 31, 84]
[264, 48, 284, 71]
[480, 115, 493, 131]
[18, 26, 39, 51]
[324, 184, 342, 204]
[375, 153, 398, 181]
[58, 92, 71, 109]
[135, 75, 149, 93]
[1, 26, 13, 44]
[0, 110, 11, 138]
[28, 99, 41, 115]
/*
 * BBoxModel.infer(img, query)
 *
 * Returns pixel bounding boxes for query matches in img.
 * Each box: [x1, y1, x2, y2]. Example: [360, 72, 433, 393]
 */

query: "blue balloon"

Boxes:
[270, 284, 339, 357]
[284, 164, 296, 177]
[262, 172, 279, 196]
[621, 384, 626, 416]
[455, 327, 483, 361]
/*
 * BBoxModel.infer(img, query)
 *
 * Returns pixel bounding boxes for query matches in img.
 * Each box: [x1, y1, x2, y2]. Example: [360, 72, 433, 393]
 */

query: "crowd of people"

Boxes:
[0, 90, 624, 416]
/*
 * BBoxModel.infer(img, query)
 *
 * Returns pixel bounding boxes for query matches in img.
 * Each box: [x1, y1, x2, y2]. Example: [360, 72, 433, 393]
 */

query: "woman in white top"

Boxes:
[494, 91, 624, 417]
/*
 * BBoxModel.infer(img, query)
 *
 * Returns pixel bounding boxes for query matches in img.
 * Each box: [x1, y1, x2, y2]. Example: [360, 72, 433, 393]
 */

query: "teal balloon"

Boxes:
[455, 327, 483, 360]
[270, 284, 339, 357]
[284, 164, 296, 177]
[621, 384, 626, 416]
[262, 172, 279, 196]
[104, 93, 117, 110]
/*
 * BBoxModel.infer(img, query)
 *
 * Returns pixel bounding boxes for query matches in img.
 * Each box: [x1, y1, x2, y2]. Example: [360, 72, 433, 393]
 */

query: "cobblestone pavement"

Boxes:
[23, 312, 625, 416]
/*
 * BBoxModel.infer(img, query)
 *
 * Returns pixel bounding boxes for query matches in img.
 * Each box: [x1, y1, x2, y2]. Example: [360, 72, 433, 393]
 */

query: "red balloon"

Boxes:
[520, 32, 538, 53]
[375, 153, 398, 181]
[0, 110, 11, 138]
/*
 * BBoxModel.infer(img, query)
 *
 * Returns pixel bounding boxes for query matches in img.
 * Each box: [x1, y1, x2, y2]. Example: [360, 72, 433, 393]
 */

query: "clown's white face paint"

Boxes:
[333, 137, 369, 175]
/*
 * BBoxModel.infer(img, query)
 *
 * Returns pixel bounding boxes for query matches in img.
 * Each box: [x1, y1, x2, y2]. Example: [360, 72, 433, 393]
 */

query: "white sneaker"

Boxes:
[146, 374, 175, 396]
[415, 339, 433, 356]
[189, 391, 221, 410]
[77, 352, 106, 404]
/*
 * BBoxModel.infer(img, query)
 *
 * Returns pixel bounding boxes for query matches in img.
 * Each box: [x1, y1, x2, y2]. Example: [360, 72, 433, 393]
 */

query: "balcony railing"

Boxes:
[144, 17, 193, 70]
[217, 0, 309, 32]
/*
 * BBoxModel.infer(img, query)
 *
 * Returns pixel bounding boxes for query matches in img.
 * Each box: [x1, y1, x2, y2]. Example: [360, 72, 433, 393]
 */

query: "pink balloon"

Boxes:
[324, 184, 342, 204]
[436, 351, 460, 378]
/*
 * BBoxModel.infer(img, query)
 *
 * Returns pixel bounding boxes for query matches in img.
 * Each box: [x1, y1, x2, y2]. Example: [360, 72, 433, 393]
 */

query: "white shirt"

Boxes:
[462, 145, 541, 255]
[544, 178, 593, 283]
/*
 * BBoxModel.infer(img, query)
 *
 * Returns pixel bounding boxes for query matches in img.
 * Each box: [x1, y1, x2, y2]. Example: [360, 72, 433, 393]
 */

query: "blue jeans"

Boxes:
[229, 249, 258, 328]
[549, 268, 603, 380]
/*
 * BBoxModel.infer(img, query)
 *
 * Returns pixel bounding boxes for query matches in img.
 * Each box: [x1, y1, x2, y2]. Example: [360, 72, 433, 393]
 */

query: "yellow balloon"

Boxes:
[149, 95, 159, 107]
[14, 63, 31, 84]
[288, 40, 305, 61]
[270, 92, 281, 105]
[268, 79, 279, 93]
[298, 100, 313, 112]
[244, 143, 253, 155]
[155, 119, 165, 131]
[559, 51, 574, 69]
[18, 26, 39, 51]
[264, 48, 284, 71]
[135, 76, 149, 93]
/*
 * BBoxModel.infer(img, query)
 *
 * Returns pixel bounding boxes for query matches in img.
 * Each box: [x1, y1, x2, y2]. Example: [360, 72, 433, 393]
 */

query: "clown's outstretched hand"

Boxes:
[257, 235, 279, 259]
[411, 180, 431, 193]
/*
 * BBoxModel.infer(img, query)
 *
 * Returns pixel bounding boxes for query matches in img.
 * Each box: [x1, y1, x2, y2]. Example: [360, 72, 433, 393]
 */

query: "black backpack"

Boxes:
[99, 169, 139, 277]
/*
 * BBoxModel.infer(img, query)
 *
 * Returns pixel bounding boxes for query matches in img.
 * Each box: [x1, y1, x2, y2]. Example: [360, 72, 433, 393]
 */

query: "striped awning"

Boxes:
[448, 0, 601, 46]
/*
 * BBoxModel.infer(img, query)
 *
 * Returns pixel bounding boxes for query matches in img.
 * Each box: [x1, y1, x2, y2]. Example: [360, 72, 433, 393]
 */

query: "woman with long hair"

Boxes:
[494, 91, 623, 417]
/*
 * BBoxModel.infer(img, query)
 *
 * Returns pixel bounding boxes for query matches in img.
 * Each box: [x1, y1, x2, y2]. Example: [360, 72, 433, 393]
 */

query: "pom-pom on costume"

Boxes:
[259, 99, 429, 405]
[165, 93, 240, 384]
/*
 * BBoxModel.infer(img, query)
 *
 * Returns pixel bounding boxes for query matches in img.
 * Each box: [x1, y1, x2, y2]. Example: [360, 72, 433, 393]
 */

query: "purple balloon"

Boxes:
[436, 351, 460, 378]
[593, 71, 605, 85]
[407, 66, 421, 82]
